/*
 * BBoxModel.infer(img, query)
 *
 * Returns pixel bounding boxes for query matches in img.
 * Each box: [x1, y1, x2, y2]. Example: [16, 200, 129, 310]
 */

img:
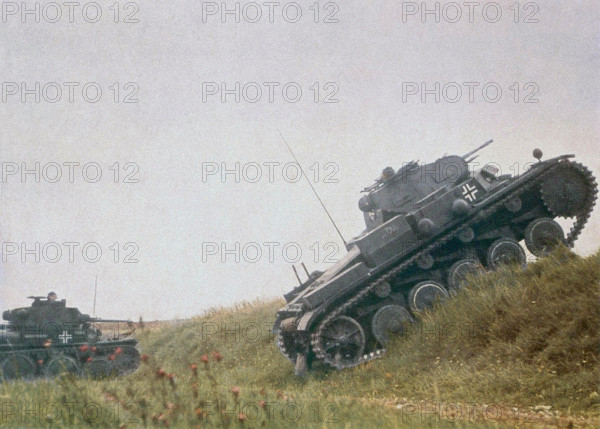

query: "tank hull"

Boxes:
[1, 298, 140, 380]
[275, 152, 597, 373]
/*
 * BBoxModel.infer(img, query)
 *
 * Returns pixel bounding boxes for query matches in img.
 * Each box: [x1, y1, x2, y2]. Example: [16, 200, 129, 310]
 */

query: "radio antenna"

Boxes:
[93, 275, 98, 318]
[278, 130, 347, 246]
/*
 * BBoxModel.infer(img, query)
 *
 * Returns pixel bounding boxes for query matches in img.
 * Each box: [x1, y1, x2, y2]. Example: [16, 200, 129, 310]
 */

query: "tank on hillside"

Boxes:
[274, 141, 598, 375]
[0, 295, 140, 380]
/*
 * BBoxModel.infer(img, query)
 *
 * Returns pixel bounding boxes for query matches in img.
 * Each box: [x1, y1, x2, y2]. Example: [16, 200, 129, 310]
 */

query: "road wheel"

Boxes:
[408, 281, 449, 313]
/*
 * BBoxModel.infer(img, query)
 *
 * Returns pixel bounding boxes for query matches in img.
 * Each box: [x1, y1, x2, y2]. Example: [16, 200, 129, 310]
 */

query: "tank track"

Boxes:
[0, 341, 140, 380]
[310, 159, 596, 369]
[276, 328, 295, 362]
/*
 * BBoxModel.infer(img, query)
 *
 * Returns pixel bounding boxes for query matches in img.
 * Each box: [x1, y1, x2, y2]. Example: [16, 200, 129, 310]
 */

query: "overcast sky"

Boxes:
[0, 1, 598, 319]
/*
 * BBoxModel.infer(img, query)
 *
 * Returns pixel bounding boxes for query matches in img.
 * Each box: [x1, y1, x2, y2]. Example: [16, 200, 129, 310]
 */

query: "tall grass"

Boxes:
[0, 248, 598, 428]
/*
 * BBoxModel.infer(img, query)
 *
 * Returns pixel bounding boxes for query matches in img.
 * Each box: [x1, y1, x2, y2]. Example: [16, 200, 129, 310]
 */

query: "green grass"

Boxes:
[1, 248, 599, 428]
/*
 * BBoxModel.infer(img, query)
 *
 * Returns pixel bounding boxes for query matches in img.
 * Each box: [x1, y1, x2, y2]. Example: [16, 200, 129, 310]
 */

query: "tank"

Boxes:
[0, 296, 140, 380]
[274, 142, 598, 376]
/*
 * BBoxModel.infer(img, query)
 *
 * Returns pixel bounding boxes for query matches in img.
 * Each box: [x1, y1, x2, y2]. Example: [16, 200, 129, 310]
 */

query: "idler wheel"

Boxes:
[82, 358, 113, 379]
[1, 354, 35, 380]
[524, 218, 565, 257]
[486, 238, 526, 270]
[447, 259, 485, 291]
[408, 281, 449, 313]
[276, 329, 299, 363]
[320, 316, 366, 369]
[371, 305, 414, 345]
[113, 346, 141, 376]
[45, 355, 80, 378]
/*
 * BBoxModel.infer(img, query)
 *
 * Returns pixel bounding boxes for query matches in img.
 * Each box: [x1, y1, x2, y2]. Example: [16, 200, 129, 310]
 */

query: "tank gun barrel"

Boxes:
[462, 139, 493, 159]
[91, 318, 133, 323]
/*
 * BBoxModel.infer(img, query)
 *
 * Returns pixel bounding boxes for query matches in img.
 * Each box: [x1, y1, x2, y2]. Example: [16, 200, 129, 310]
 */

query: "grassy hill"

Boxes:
[1, 248, 599, 428]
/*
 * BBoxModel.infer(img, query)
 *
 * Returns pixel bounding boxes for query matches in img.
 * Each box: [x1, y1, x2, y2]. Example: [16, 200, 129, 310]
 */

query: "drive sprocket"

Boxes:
[541, 161, 597, 246]
[541, 162, 595, 217]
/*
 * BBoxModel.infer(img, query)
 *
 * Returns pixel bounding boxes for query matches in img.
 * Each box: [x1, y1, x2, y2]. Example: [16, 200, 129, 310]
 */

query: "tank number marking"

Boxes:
[462, 184, 479, 202]
[58, 330, 73, 344]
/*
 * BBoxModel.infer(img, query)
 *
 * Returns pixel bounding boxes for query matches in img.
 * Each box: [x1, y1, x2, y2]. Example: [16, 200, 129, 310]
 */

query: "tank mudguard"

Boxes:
[301, 262, 369, 310]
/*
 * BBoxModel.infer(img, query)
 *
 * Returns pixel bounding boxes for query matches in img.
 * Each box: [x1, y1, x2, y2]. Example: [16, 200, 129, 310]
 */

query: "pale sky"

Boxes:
[0, 1, 598, 319]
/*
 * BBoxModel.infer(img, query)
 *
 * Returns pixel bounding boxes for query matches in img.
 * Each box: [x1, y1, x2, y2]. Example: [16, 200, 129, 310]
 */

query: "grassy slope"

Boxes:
[1, 249, 599, 428]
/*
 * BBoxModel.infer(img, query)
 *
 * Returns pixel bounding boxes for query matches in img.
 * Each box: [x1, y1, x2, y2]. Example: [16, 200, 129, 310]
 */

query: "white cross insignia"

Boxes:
[58, 331, 72, 344]
[462, 184, 478, 202]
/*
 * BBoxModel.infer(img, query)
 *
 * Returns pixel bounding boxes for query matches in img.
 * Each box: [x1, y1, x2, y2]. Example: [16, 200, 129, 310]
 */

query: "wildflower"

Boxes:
[141, 354, 150, 363]
[156, 368, 166, 378]
[43, 339, 52, 348]
[212, 351, 223, 362]
[201, 354, 209, 363]
[79, 344, 89, 352]
[37, 359, 44, 365]
[86, 357, 93, 363]
[237, 413, 246, 422]
[258, 400, 266, 409]
[108, 354, 116, 361]
[231, 386, 240, 398]
[115, 347, 123, 355]
[167, 373, 176, 387]
[190, 363, 198, 376]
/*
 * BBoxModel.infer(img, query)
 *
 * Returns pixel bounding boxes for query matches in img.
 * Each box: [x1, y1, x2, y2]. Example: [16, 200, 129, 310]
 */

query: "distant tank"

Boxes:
[0, 295, 140, 380]
[274, 141, 597, 375]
